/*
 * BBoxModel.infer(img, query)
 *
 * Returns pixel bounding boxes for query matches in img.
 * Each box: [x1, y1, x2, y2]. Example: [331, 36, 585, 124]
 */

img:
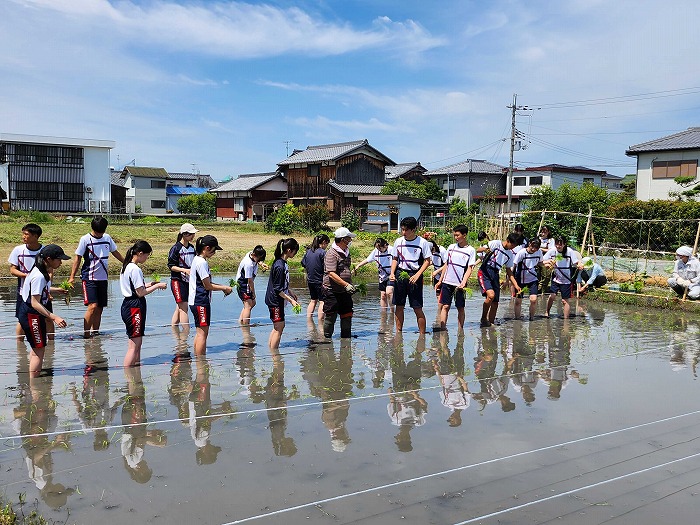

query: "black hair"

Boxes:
[33, 252, 51, 282]
[429, 240, 440, 253]
[91, 216, 108, 234]
[528, 238, 542, 249]
[274, 238, 299, 259]
[310, 234, 330, 252]
[121, 240, 153, 273]
[374, 237, 389, 248]
[400, 216, 418, 230]
[22, 223, 42, 238]
[539, 225, 551, 238]
[505, 232, 520, 245]
[252, 245, 267, 261]
[477, 231, 489, 242]
[453, 224, 468, 235]
[554, 235, 568, 252]
[514, 223, 525, 233]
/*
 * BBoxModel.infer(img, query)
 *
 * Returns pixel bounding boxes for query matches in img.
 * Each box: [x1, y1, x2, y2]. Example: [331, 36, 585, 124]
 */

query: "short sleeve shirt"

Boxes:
[168, 242, 196, 282]
[432, 246, 448, 270]
[365, 247, 395, 283]
[543, 247, 581, 284]
[442, 243, 477, 287]
[8, 244, 42, 291]
[120, 263, 145, 298]
[76, 233, 117, 281]
[512, 249, 542, 285]
[393, 236, 432, 272]
[188, 255, 212, 306]
[21, 267, 50, 306]
[236, 252, 258, 286]
[483, 240, 514, 273]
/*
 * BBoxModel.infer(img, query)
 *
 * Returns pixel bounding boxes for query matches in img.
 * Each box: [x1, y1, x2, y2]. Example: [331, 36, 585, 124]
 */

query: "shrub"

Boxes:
[176, 193, 216, 218]
[340, 207, 362, 231]
[299, 204, 330, 232]
[265, 203, 302, 234]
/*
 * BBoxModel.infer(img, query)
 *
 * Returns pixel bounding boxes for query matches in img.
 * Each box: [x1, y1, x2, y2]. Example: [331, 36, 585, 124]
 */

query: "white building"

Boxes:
[626, 127, 700, 200]
[0, 133, 115, 213]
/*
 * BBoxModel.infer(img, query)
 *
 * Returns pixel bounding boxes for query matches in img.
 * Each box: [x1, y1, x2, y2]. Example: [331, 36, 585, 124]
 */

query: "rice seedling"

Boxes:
[356, 282, 368, 296]
[59, 280, 72, 305]
[228, 278, 240, 289]
[150, 273, 161, 283]
[292, 304, 303, 314]
[398, 270, 410, 281]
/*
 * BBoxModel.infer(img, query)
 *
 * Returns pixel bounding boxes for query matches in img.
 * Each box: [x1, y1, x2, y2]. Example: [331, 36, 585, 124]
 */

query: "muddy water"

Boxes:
[1, 275, 699, 524]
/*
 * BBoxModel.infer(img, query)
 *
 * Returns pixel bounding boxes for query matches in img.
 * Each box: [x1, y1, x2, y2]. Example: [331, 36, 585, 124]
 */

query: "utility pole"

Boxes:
[507, 93, 517, 214]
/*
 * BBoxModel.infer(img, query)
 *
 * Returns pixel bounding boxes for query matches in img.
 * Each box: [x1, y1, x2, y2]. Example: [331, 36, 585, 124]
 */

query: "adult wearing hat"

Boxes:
[668, 246, 700, 299]
[577, 257, 607, 294]
[322, 227, 357, 338]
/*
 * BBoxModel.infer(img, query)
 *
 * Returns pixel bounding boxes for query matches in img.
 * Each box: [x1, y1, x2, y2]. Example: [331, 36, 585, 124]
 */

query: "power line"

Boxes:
[531, 86, 700, 109]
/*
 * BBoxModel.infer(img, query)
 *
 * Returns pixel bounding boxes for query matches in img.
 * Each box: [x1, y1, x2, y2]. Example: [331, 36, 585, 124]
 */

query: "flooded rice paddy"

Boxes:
[1, 275, 699, 524]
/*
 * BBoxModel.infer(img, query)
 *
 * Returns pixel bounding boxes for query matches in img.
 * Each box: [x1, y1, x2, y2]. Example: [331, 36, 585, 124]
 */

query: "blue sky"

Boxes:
[2, 0, 700, 181]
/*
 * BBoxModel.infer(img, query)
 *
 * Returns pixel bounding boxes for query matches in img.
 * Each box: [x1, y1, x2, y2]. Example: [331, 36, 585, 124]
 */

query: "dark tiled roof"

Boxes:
[385, 162, 426, 179]
[167, 172, 217, 188]
[627, 127, 700, 154]
[110, 170, 126, 186]
[425, 159, 505, 176]
[212, 172, 284, 192]
[278, 139, 394, 166]
[328, 181, 383, 194]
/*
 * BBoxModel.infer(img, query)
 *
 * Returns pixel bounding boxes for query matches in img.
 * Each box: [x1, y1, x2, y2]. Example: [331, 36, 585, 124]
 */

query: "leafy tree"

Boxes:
[177, 192, 216, 218]
[340, 207, 362, 231]
[672, 175, 700, 200]
[299, 203, 330, 232]
[265, 203, 302, 234]
[381, 179, 446, 201]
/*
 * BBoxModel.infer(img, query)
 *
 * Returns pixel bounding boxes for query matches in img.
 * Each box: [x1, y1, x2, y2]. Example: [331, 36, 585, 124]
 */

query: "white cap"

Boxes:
[180, 223, 199, 234]
[676, 246, 692, 257]
[334, 227, 357, 239]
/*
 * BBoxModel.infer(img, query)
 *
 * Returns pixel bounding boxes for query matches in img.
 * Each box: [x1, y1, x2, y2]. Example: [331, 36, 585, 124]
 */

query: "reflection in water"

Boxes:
[71, 338, 118, 451]
[387, 332, 427, 452]
[120, 367, 167, 483]
[189, 357, 228, 465]
[251, 351, 298, 456]
[13, 350, 75, 509]
[432, 330, 470, 427]
[171, 324, 192, 362]
[302, 340, 353, 453]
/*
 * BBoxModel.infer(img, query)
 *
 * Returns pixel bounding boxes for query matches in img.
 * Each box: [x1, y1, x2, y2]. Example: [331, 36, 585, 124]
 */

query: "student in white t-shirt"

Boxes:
[69, 217, 124, 338]
[512, 238, 544, 320]
[354, 237, 395, 308]
[236, 245, 266, 324]
[543, 236, 583, 319]
[435, 225, 477, 330]
[119, 241, 167, 367]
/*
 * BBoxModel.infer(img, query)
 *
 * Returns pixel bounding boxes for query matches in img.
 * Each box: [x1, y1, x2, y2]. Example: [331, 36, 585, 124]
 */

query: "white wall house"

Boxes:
[120, 166, 169, 214]
[626, 127, 700, 201]
[0, 133, 115, 213]
[424, 159, 506, 206]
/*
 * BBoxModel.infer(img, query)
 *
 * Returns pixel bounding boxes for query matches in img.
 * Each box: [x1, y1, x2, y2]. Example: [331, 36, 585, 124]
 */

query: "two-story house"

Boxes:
[211, 172, 287, 221]
[424, 159, 506, 206]
[278, 139, 395, 219]
[0, 133, 115, 212]
[626, 127, 700, 200]
[120, 166, 169, 214]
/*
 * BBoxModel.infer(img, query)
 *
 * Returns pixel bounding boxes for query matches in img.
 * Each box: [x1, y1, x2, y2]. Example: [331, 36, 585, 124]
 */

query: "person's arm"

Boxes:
[436, 264, 448, 287]
[247, 277, 255, 299]
[505, 267, 520, 293]
[68, 255, 82, 284]
[30, 295, 66, 328]
[390, 257, 398, 281]
[460, 263, 475, 289]
[9, 264, 26, 279]
[354, 253, 374, 274]
[111, 250, 124, 264]
[410, 258, 431, 285]
[133, 282, 167, 298]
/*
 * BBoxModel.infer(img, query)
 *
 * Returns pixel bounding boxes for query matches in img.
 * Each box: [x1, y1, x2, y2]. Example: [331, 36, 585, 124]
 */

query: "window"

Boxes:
[583, 177, 595, 184]
[233, 198, 245, 212]
[61, 147, 83, 166]
[151, 200, 166, 209]
[529, 176, 543, 185]
[652, 160, 698, 179]
[308, 164, 320, 177]
[63, 183, 84, 201]
[151, 180, 166, 189]
[513, 176, 527, 186]
[15, 182, 59, 200]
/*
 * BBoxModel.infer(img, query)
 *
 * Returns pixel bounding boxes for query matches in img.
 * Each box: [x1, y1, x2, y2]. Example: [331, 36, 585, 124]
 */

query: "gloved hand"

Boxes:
[345, 284, 357, 295]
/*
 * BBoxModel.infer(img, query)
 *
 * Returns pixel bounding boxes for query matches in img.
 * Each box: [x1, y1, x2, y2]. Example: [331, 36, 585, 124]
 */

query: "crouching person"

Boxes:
[322, 228, 357, 339]
[668, 246, 700, 300]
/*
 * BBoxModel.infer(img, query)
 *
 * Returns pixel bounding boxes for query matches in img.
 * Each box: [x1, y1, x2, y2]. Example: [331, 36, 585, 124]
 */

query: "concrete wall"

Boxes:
[634, 149, 700, 201]
[132, 177, 167, 214]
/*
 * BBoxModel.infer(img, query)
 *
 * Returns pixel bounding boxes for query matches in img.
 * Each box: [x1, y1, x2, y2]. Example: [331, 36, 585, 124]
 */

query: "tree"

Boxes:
[381, 179, 446, 201]
[176, 192, 216, 218]
[672, 175, 700, 200]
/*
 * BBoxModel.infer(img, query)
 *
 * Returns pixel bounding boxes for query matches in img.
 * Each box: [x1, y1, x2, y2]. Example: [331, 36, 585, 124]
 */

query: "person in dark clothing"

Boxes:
[322, 228, 356, 339]
[301, 234, 330, 321]
[265, 238, 300, 349]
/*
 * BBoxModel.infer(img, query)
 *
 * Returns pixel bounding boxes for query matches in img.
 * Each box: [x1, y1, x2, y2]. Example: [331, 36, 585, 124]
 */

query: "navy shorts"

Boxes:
[82, 280, 108, 307]
[439, 284, 466, 309]
[308, 282, 324, 301]
[15, 291, 22, 318]
[392, 273, 424, 308]
[190, 304, 211, 327]
[516, 280, 539, 297]
[121, 298, 147, 338]
[171, 279, 189, 304]
[18, 302, 47, 349]
[549, 281, 572, 299]
[379, 279, 394, 293]
[433, 276, 442, 297]
[478, 268, 501, 302]
[237, 283, 254, 302]
[269, 305, 285, 323]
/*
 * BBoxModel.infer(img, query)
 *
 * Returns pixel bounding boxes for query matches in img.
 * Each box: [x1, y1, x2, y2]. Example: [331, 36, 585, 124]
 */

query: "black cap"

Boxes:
[40, 244, 70, 260]
[199, 235, 223, 251]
